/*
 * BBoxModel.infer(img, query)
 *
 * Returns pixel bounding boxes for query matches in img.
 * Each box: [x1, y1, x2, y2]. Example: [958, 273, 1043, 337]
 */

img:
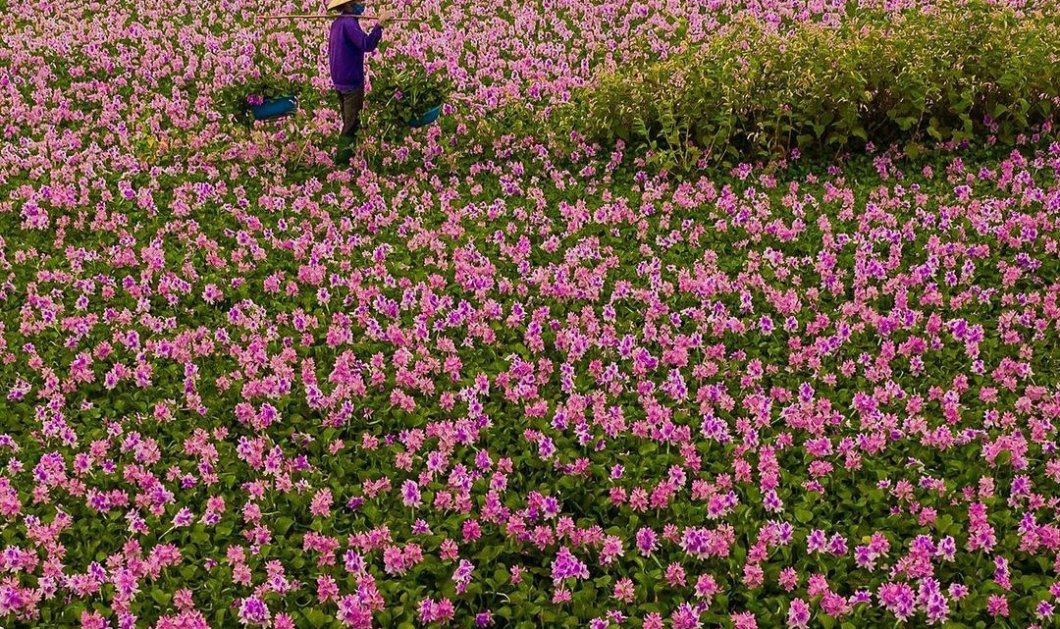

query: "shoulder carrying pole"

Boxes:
[259, 13, 416, 21]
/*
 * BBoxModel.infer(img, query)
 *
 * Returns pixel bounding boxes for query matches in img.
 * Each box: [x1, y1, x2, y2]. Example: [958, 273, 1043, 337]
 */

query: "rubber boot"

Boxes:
[334, 136, 356, 166]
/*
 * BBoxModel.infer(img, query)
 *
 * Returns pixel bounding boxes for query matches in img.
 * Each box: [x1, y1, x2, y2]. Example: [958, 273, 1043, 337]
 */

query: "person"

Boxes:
[326, 0, 394, 165]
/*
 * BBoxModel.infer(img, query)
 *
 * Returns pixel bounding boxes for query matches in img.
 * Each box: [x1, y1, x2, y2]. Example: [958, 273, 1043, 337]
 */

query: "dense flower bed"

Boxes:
[2, 0, 1060, 627]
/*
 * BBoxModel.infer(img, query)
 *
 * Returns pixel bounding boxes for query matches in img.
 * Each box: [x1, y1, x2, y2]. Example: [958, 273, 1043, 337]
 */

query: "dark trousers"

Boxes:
[335, 88, 364, 164]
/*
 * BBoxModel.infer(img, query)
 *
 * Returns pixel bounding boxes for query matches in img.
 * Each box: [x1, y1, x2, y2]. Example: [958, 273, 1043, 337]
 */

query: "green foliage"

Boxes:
[366, 53, 452, 139]
[570, 0, 1060, 168]
[215, 75, 305, 128]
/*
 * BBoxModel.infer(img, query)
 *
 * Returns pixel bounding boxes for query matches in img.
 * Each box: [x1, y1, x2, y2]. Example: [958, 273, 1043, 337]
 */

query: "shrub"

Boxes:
[572, 0, 1060, 167]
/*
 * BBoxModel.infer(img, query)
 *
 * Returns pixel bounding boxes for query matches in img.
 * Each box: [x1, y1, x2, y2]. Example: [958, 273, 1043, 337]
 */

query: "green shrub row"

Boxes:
[570, 1, 1060, 168]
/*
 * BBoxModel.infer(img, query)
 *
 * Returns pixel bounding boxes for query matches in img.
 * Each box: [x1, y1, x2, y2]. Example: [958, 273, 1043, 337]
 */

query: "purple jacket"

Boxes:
[328, 16, 383, 92]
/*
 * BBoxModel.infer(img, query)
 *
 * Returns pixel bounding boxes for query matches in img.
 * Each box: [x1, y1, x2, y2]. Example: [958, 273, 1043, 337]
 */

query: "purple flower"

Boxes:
[636, 528, 658, 556]
[237, 596, 270, 626]
[1036, 601, 1054, 620]
[551, 547, 589, 582]
[787, 598, 810, 629]
[453, 559, 474, 593]
[401, 480, 422, 508]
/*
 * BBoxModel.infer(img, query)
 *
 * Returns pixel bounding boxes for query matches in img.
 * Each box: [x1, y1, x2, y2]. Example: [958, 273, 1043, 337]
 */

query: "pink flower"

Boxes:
[787, 599, 810, 628]
[401, 480, 422, 508]
[731, 611, 757, 629]
[237, 597, 269, 626]
[987, 595, 1009, 617]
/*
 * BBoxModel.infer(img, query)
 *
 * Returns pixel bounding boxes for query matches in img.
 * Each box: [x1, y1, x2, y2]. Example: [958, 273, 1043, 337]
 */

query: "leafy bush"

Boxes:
[366, 53, 452, 139]
[572, 0, 1060, 167]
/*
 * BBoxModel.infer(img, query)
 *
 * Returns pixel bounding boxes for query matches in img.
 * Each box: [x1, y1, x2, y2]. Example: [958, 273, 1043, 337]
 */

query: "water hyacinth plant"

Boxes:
[216, 75, 305, 127]
[366, 52, 451, 138]
[2, 0, 1060, 626]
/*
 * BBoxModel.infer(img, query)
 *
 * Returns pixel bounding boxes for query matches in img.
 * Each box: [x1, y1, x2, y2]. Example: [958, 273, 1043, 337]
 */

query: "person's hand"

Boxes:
[374, 7, 395, 26]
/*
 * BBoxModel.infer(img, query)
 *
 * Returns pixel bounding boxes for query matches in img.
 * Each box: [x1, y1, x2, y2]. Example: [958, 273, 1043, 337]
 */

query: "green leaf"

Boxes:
[276, 517, 295, 535]
[151, 588, 171, 607]
[303, 608, 330, 628]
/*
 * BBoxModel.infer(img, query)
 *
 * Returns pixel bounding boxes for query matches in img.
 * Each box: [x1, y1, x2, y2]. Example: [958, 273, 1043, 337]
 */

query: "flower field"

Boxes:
[2, 0, 1060, 627]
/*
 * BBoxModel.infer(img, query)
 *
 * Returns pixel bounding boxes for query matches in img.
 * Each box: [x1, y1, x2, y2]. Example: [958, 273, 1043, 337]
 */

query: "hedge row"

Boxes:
[571, 1, 1060, 167]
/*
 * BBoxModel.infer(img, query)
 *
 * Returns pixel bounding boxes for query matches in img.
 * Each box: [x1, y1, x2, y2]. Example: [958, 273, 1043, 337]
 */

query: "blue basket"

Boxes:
[251, 96, 298, 121]
[409, 104, 443, 128]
